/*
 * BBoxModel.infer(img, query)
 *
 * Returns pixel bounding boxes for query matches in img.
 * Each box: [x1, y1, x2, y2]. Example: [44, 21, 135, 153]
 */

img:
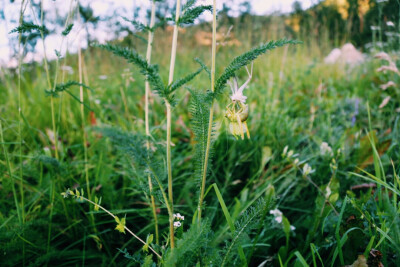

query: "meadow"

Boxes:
[0, 1, 399, 266]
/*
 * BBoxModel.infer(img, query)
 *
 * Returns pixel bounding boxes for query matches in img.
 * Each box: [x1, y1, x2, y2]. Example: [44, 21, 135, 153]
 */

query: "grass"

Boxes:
[0, 6, 400, 266]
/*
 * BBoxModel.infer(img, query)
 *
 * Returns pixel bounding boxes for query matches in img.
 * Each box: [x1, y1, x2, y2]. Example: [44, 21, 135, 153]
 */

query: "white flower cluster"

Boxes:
[270, 209, 295, 231]
[282, 146, 314, 176]
[320, 142, 333, 157]
[173, 213, 184, 228]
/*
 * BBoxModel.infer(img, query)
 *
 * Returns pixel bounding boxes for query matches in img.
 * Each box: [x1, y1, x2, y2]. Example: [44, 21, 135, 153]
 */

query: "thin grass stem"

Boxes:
[0, 120, 21, 222]
[165, 0, 182, 250]
[67, 193, 162, 259]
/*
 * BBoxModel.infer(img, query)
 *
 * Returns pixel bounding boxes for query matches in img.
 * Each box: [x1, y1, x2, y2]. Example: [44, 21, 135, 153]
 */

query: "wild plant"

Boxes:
[8, 0, 93, 263]
[59, 0, 301, 265]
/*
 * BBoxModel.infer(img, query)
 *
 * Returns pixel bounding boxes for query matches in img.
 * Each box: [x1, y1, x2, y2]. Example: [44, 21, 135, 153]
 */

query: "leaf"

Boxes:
[9, 22, 47, 34]
[122, 17, 149, 32]
[194, 57, 211, 79]
[94, 44, 167, 101]
[178, 5, 212, 25]
[214, 39, 301, 96]
[168, 66, 203, 94]
[62, 23, 74, 36]
[115, 216, 126, 234]
[94, 196, 101, 211]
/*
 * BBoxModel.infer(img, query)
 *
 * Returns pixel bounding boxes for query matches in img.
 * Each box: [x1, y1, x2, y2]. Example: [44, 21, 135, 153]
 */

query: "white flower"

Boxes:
[293, 158, 299, 166]
[173, 213, 184, 221]
[379, 96, 391, 109]
[94, 99, 101, 105]
[173, 221, 181, 228]
[325, 186, 332, 198]
[60, 65, 74, 74]
[228, 64, 253, 104]
[290, 225, 296, 231]
[387, 21, 395, 27]
[282, 145, 289, 157]
[380, 81, 396, 90]
[302, 163, 314, 176]
[98, 75, 108, 80]
[270, 209, 283, 223]
[320, 142, 333, 157]
[287, 150, 294, 158]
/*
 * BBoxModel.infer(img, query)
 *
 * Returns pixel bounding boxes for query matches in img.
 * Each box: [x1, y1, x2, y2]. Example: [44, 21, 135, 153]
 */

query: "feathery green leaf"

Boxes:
[168, 67, 203, 94]
[9, 22, 47, 34]
[214, 39, 301, 96]
[94, 44, 168, 100]
[62, 24, 74, 36]
[178, 4, 212, 25]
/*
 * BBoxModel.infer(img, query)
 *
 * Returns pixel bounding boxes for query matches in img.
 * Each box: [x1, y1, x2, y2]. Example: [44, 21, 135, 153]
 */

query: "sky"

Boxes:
[0, 0, 314, 67]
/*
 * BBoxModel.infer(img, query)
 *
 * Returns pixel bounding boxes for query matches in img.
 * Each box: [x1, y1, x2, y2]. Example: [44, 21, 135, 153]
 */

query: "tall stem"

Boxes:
[33, 0, 59, 159]
[166, 0, 181, 250]
[77, 0, 91, 202]
[145, 0, 159, 245]
[198, 0, 217, 224]
[0, 121, 21, 222]
[17, 2, 27, 265]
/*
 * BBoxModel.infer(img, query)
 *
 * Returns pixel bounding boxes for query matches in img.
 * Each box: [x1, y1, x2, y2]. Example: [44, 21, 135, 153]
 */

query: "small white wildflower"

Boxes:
[173, 213, 184, 221]
[325, 186, 332, 198]
[270, 209, 283, 223]
[287, 150, 294, 158]
[173, 221, 181, 228]
[282, 145, 289, 157]
[380, 81, 396, 90]
[374, 52, 391, 62]
[302, 163, 314, 176]
[379, 96, 391, 109]
[370, 25, 380, 31]
[60, 65, 74, 74]
[320, 142, 333, 157]
[290, 225, 296, 231]
[387, 21, 395, 27]
[94, 99, 101, 105]
[98, 75, 108, 80]
[293, 158, 299, 166]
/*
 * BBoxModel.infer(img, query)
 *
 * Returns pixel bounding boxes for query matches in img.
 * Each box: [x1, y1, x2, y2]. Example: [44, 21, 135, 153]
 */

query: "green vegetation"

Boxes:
[1, 0, 399, 266]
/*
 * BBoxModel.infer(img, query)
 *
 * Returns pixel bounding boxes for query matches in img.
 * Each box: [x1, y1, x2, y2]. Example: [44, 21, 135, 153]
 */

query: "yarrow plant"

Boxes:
[57, 0, 300, 265]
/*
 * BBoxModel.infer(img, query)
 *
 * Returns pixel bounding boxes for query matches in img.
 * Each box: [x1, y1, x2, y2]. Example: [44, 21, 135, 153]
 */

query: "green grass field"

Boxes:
[1, 3, 400, 266]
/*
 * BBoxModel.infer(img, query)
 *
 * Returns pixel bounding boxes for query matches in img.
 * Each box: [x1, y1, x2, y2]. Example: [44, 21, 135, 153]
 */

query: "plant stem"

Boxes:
[145, 0, 159, 245]
[71, 194, 162, 259]
[30, 0, 59, 160]
[16, 2, 27, 265]
[0, 121, 21, 222]
[77, 0, 91, 202]
[198, 0, 217, 224]
[166, 0, 181, 250]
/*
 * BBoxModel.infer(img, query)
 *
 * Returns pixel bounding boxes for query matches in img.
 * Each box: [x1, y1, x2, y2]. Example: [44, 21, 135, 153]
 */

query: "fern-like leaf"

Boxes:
[189, 89, 214, 188]
[62, 24, 74, 36]
[9, 22, 47, 34]
[164, 221, 213, 266]
[168, 67, 203, 94]
[214, 39, 301, 96]
[95, 44, 167, 100]
[45, 81, 92, 110]
[178, 4, 212, 26]
[122, 17, 149, 32]
[195, 58, 211, 80]
[219, 199, 268, 267]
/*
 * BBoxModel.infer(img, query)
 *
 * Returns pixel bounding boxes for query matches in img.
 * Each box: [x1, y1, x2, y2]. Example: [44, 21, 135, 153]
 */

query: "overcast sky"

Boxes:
[0, 0, 314, 67]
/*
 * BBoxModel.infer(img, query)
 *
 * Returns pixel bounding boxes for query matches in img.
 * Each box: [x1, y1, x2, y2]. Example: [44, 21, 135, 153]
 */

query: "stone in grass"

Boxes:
[324, 43, 364, 65]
